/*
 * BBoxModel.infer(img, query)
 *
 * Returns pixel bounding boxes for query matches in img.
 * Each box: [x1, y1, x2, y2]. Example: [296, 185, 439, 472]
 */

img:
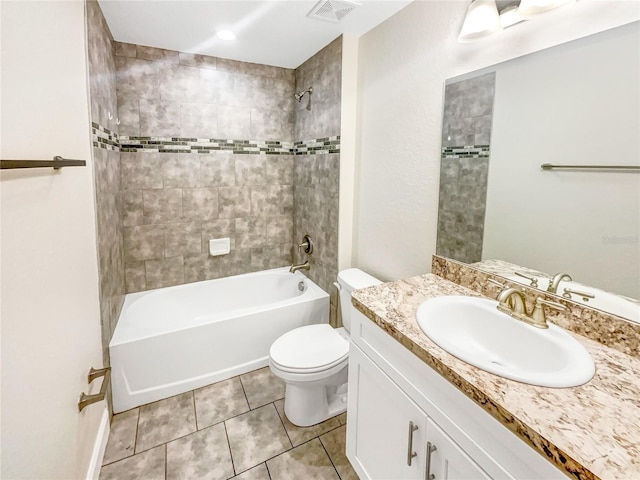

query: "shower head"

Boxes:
[295, 87, 313, 102]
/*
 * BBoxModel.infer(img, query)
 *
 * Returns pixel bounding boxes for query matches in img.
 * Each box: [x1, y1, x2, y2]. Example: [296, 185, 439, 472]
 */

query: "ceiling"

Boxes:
[98, 0, 413, 69]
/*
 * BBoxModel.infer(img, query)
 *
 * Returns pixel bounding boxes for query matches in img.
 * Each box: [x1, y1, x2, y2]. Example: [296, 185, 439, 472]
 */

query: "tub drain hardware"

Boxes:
[78, 366, 111, 412]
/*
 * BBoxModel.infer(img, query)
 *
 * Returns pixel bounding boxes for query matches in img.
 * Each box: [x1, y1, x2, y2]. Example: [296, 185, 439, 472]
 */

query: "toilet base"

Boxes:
[282, 367, 348, 427]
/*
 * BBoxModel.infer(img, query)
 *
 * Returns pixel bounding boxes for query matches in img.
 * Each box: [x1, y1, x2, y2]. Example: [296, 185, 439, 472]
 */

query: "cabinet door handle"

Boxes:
[407, 421, 419, 466]
[425, 441, 437, 480]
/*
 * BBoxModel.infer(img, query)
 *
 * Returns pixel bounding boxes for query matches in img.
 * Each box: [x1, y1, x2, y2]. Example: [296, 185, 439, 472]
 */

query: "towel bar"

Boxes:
[78, 367, 111, 412]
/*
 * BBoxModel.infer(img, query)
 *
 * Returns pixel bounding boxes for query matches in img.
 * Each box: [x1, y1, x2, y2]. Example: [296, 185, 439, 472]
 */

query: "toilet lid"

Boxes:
[270, 324, 349, 373]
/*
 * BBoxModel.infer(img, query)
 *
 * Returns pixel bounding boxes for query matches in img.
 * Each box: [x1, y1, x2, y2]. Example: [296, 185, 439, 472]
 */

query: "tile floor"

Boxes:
[100, 367, 358, 480]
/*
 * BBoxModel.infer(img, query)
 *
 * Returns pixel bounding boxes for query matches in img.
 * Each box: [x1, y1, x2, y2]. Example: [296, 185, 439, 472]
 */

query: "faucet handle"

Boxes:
[487, 278, 506, 289]
[297, 234, 313, 255]
[535, 297, 566, 311]
[514, 271, 539, 288]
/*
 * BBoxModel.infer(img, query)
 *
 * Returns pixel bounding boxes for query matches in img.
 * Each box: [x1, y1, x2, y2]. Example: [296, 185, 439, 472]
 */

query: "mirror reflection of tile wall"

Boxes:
[436, 72, 495, 264]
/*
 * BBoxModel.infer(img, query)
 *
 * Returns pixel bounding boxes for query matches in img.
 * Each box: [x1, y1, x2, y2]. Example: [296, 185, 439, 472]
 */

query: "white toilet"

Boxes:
[269, 268, 381, 427]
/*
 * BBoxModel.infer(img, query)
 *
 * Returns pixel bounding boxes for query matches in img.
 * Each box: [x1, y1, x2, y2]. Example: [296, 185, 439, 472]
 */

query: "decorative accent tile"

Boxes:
[92, 122, 120, 151]
[441, 145, 490, 159]
[119, 135, 339, 156]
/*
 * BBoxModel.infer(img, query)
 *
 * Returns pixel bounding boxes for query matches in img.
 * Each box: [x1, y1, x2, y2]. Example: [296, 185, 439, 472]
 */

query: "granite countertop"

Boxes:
[351, 274, 640, 480]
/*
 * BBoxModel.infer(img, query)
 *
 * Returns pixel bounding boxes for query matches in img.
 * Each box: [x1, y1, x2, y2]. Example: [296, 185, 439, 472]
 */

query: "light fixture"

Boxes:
[216, 30, 236, 41]
[517, 0, 575, 19]
[458, 0, 502, 43]
[499, 5, 523, 28]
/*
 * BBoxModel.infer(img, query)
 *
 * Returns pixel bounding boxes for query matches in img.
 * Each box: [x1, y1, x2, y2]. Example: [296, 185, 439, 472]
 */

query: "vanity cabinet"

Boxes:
[346, 308, 565, 480]
[349, 345, 489, 479]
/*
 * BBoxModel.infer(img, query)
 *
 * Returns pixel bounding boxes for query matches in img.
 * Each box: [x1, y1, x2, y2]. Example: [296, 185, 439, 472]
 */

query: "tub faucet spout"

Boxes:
[289, 261, 310, 273]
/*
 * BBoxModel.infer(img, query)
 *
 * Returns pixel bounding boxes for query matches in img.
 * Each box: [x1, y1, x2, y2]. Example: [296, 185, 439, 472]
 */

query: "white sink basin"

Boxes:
[416, 296, 595, 387]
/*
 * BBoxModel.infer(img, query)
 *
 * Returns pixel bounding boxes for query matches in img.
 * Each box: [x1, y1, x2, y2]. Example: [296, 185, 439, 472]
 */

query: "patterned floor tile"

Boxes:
[267, 438, 340, 480]
[99, 445, 164, 480]
[195, 377, 250, 428]
[166, 423, 234, 480]
[230, 463, 270, 480]
[320, 425, 359, 480]
[274, 399, 341, 447]
[102, 408, 139, 465]
[225, 403, 291, 473]
[136, 392, 196, 452]
[239, 367, 285, 409]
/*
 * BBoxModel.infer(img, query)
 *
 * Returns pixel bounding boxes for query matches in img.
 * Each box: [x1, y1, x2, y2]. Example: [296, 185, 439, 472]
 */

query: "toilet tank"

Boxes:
[337, 268, 382, 333]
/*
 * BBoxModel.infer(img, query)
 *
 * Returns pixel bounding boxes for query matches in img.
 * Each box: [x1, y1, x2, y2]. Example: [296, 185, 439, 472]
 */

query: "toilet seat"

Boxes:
[269, 324, 349, 374]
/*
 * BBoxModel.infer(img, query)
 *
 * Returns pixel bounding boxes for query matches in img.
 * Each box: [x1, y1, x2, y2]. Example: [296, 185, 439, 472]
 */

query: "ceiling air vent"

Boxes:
[308, 0, 362, 23]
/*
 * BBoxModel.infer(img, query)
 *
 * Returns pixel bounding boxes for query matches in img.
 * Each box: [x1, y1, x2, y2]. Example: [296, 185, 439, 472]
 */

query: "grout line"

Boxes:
[133, 407, 141, 455]
[164, 443, 167, 480]
[319, 435, 342, 480]
[223, 421, 237, 477]
[237, 373, 252, 410]
[192, 390, 199, 431]
[272, 401, 294, 448]
[265, 461, 273, 480]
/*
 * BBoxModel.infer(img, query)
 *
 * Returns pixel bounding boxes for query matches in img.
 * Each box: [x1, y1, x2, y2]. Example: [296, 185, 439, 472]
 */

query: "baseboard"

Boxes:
[85, 407, 110, 480]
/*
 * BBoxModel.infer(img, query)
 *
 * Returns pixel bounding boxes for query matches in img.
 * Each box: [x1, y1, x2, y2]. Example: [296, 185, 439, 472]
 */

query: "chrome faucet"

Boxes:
[289, 261, 310, 274]
[547, 272, 572, 294]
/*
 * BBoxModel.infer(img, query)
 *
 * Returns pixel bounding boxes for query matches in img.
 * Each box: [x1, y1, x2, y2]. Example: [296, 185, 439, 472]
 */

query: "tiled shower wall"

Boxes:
[114, 42, 298, 291]
[90, 0, 341, 328]
[86, 0, 125, 368]
[436, 72, 495, 264]
[292, 38, 342, 325]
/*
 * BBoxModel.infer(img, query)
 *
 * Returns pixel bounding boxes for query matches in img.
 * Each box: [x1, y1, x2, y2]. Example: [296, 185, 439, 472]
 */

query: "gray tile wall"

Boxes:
[86, 0, 125, 369]
[294, 37, 342, 142]
[436, 72, 495, 264]
[114, 44, 298, 292]
[114, 42, 296, 142]
[121, 152, 294, 291]
[292, 38, 342, 325]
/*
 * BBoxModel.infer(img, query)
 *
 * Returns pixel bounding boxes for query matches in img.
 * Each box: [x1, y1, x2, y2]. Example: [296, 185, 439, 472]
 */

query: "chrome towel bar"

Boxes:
[541, 163, 640, 171]
[1, 156, 86, 170]
[78, 367, 111, 412]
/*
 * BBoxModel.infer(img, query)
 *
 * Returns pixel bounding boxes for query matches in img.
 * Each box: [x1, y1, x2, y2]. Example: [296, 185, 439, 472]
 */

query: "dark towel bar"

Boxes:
[1, 156, 86, 170]
[541, 163, 640, 171]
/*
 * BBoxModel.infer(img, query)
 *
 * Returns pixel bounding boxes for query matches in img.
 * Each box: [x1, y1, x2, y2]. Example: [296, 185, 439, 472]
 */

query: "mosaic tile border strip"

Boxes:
[119, 135, 341, 155]
[90, 121, 340, 156]
[441, 145, 489, 159]
[92, 122, 120, 152]
[119, 137, 294, 155]
[294, 136, 341, 155]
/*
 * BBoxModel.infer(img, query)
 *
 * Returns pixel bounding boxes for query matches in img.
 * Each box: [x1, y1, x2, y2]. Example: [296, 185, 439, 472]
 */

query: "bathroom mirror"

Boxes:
[436, 22, 640, 322]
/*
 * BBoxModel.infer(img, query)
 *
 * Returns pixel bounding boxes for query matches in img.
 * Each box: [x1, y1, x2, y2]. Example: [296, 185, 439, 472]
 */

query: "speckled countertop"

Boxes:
[352, 274, 640, 480]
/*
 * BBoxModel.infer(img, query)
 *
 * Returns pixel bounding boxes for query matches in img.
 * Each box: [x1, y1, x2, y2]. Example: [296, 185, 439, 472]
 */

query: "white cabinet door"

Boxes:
[349, 346, 428, 480]
[426, 418, 491, 480]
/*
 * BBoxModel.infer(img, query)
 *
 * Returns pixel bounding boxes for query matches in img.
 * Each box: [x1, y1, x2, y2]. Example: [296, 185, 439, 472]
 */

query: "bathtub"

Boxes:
[109, 267, 329, 413]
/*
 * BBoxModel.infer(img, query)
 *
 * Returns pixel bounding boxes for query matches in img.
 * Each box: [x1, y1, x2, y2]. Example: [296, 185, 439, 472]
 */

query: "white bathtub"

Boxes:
[109, 267, 329, 413]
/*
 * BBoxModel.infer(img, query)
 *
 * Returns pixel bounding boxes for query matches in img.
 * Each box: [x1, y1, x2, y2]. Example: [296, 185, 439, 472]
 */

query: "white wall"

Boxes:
[484, 23, 639, 298]
[354, 0, 639, 281]
[1, 1, 107, 478]
[339, 34, 359, 270]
